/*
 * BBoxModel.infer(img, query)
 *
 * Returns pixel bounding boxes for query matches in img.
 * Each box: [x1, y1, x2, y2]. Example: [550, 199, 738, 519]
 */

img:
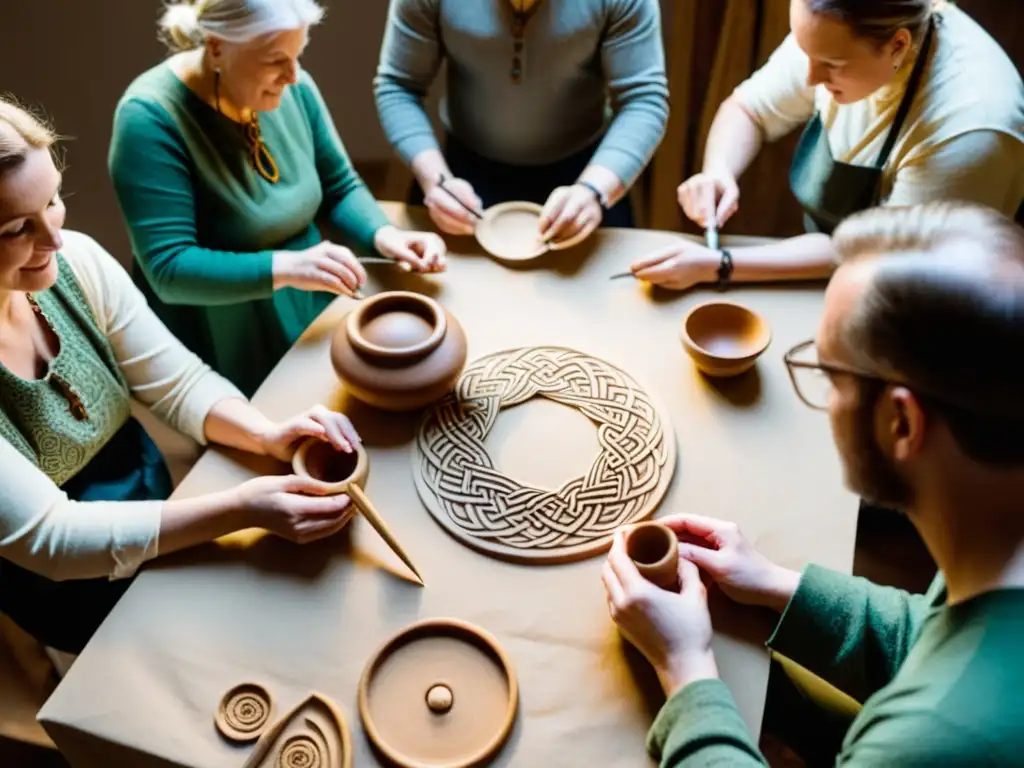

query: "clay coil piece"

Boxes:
[216, 683, 273, 743]
[414, 347, 676, 563]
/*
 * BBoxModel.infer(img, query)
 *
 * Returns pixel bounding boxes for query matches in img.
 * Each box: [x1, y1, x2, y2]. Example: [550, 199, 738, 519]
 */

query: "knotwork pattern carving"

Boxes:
[414, 347, 675, 563]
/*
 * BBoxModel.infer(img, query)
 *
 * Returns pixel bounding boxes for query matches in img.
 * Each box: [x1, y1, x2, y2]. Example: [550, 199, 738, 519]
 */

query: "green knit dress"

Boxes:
[109, 64, 391, 395]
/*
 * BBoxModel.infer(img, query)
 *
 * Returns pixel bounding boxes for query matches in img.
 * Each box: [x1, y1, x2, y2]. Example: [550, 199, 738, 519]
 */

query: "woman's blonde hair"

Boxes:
[805, 0, 945, 46]
[0, 96, 57, 176]
[833, 201, 1024, 465]
[159, 0, 325, 52]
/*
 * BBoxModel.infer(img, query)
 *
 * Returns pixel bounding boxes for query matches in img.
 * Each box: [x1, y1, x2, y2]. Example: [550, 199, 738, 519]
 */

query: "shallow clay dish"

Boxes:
[625, 521, 679, 591]
[475, 201, 588, 263]
[241, 692, 352, 768]
[359, 618, 519, 768]
[215, 682, 273, 743]
[680, 301, 771, 377]
[330, 291, 468, 412]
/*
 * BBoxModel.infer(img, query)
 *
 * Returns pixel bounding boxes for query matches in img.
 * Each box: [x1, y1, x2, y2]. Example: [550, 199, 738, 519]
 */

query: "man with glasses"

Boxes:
[603, 201, 1024, 766]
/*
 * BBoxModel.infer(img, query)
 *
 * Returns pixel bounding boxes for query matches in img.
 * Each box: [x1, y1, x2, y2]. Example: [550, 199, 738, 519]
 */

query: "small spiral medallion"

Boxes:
[277, 734, 323, 768]
[215, 682, 273, 743]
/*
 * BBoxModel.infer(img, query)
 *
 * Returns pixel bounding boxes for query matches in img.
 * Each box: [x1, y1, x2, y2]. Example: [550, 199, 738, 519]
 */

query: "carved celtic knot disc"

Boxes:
[413, 347, 676, 563]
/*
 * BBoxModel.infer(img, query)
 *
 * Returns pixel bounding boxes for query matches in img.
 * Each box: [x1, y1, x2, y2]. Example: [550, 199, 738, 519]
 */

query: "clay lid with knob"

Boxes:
[358, 618, 519, 768]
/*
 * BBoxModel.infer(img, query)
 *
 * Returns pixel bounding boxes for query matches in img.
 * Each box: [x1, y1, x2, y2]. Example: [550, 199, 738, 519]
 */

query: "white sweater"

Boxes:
[0, 230, 244, 582]
[734, 5, 1024, 217]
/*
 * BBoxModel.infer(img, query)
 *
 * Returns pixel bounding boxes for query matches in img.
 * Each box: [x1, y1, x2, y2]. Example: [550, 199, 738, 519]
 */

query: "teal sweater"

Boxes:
[649, 566, 1024, 766]
[109, 64, 390, 395]
[373, 0, 669, 187]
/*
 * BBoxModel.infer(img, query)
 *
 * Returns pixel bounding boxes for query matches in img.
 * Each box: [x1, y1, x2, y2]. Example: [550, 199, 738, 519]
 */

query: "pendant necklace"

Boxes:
[508, 0, 544, 84]
[214, 68, 280, 184]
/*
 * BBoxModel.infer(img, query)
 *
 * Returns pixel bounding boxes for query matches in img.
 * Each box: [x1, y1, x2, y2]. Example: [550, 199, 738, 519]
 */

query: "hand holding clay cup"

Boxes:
[292, 438, 425, 584]
[602, 530, 718, 697]
[233, 475, 356, 545]
[258, 404, 361, 463]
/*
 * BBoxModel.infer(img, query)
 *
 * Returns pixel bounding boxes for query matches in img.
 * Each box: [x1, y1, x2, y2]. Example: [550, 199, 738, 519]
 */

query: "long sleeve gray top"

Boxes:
[373, 0, 669, 188]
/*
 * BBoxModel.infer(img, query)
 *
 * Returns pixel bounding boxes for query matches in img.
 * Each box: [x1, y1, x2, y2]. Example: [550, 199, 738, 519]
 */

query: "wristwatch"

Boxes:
[576, 180, 609, 212]
[716, 249, 734, 291]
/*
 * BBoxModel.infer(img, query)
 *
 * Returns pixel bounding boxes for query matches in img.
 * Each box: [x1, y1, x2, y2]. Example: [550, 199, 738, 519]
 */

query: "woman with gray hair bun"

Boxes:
[109, 0, 446, 396]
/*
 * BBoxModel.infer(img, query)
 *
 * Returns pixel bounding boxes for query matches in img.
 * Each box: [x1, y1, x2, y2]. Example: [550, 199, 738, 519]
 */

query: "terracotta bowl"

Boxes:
[679, 301, 771, 378]
[330, 291, 468, 411]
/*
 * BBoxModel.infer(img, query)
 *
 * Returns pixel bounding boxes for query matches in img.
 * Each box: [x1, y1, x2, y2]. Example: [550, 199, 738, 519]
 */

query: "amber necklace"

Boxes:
[25, 292, 88, 421]
[507, 0, 544, 84]
[214, 69, 281, 184]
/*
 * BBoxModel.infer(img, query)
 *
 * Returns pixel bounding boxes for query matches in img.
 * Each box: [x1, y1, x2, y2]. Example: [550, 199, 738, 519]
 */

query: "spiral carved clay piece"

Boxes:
[241, 693, 351, 768]
[278, 733, 323, 768]
[215, 683, 273, 743]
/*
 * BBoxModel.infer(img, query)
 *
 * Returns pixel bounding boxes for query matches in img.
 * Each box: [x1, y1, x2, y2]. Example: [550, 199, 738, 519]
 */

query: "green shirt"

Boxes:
[109, 63, 391, 395]
[648, 565, 1024, 766]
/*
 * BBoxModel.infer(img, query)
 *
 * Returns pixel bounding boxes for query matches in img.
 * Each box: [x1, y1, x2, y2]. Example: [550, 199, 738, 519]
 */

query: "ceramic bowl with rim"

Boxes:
[680, 300, 772, 378]
[475, 201, 590, 263]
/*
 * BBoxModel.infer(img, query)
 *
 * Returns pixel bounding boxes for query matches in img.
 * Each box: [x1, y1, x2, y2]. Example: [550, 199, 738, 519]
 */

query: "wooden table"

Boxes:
[39, 204, 858, 767]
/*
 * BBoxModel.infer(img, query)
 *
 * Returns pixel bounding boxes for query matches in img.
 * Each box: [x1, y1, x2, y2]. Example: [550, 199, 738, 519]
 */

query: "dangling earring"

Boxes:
[214, 66, 222, 115]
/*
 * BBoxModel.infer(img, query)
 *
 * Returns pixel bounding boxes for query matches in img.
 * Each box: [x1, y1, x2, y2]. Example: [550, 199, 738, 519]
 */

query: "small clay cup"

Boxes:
[624, 522, 680, 591]
[680, 301, 771, 378]
[330, 291, 468, 411]
[292, 437, 369, 491]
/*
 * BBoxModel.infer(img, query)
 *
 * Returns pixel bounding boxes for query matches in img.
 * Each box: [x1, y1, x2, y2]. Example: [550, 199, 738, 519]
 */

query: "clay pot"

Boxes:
[330, 291, 468, 411]
[680, 300, 771, 378]
[624, 522, 680, 591]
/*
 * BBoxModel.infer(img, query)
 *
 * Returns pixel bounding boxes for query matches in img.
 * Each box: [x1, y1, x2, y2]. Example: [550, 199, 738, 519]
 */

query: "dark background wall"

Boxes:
[0, 0, 405, 263]
[0, 1, 1020, 262]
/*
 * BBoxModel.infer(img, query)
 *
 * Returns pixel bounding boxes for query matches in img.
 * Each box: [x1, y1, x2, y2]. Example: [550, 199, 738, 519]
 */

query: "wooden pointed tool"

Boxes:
[293, 439, 425, 586]
[347, 484, 425, 586]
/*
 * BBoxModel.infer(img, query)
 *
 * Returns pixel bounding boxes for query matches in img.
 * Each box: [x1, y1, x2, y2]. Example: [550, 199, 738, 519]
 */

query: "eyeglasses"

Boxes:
[783, 339, 897, 411]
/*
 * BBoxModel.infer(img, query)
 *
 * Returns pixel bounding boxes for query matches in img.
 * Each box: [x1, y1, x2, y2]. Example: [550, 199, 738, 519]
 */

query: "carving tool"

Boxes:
[348, 485, 426, 586]
[437, 176, 485, 220]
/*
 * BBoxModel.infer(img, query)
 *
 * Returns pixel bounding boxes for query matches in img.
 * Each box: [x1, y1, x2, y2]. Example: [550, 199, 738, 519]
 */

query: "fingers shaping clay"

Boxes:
[414, 346, 676, 564]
